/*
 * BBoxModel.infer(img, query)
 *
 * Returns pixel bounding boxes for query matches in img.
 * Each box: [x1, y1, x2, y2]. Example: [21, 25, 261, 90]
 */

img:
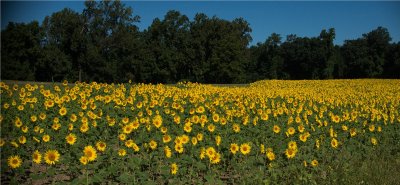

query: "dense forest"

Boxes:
[2, 0, 400, 83]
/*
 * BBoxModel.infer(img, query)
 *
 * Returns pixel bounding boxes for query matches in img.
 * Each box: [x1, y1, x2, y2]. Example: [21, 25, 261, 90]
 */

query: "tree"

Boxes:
[82, 0, 141, 82]
[144, 10, 192, 83]
[1, 21, 41, 81]
[342, 27, 391, 78]
[41, 8, 84, 81]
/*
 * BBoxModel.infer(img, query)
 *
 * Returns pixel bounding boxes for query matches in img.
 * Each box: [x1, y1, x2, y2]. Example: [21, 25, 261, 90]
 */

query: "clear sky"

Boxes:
[1, 1, 400, 46]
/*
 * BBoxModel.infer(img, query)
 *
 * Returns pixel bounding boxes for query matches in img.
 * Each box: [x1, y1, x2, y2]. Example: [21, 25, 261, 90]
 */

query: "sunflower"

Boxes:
[42, 135, 50, 142]
[196, 133, 203, 141]
[164, 146, 172, 158]
[0, 138, 5, 147]
[163, 135, 171, 143]
[371, 137, 378, 145]
[152, 115, 162, 128]
[44, 150, 60, 165]
[15, 118, 22, 128]
[240, 143, 251, 155]
[83, 145, 97, 162]
[96, 141, 107, 152]
[21, 126, 28, 133]
[266, 151, 275, 161]
[8, 155, 22, 169]
[331, 138, 339, 149]
[232, 124, 240, 133]
[33, 150, 42, 164]
[18, 136, 26, 144]
[70, 114, 77, 122]
[183, 123, 192, 133]
[160, 127, 168, 134]
[369, 124, 375, 132]
[261, 113, 269, 121]
[119, 133, 126, 141]
[149, 140, 157, 150]
[132, 143, 140, 152]
[196, 106, 205, 114]
[311, 159, 318, 167]
[191, 137, 198, 146]
[30, 115, 37, 122]
[122, 124, 133, 134]
[287, 127, 296, 135]
[212, 114, 220, 123]
[273, 125, 280, 134]
[299, 134, 307, 142]
[181, 135, 189, 144]
[210, 152, 221, 164]
[175, 144, 184, 153]
[118, 149, 126, 156]
[230, 143, 239, 154]
[125, 139, 134, 148]
[59, 107, 67, 116]
[65, 133, 77, 145]
[171, 163, 178, 175]
[206, 147, 216, 158]
[285, 148, 296, 159]
[80, 123, 89, 133]
[207, 124, 215, 132]
[350, 128, 357, 137]
[200, 148, 206, 159]
[80, 156, 88, 165]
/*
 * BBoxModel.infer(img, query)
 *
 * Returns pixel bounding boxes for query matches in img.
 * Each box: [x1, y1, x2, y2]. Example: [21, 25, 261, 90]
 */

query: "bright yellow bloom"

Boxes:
[42, 135, 50, 142]
[33, 150, 42, 164]
[285, 148, 296, 159]
[273, 125, 280, 134]
[8, 155, 22, 169]
[371, 137, 378, 145]
[171, 163, 178, 175]
[232, 124, 240, 133]
[197, 133, 204, 141]
[149, 140, 157, 150]
[287, 127, 296, 136]
[288, 141, 297, 150]
[59, 107, 67, 116]
[215, 136, 221, 146]
[118, 149, 126, 156]
[240, 143, 251, 155]
[266, 151, 275, 161]
[96, 141, 107, 152]
[210, 152, 221, 164]
[311, 159, 318, 167]
[206, 147, 216, 158]
[18, 136, 26, 144]
[230, 143, 239, 154]
[65, 133, 77, 145]
[331, 138, 339, 149]
[175, 144, 184, 154]
[119, 133, 126, 141]
[83, 145, 97, 162]
[164, 146, 172, 158]
[191, 137, 198, 146]
[80, 156, 88, 165]
[44, 150, 60, 165]
[207, 124, 215, 132]
[163, 135, 171, 143]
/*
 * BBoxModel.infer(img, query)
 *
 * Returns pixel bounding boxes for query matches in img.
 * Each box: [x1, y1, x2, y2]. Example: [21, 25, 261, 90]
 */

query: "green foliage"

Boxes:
[1, 1, 399, 83]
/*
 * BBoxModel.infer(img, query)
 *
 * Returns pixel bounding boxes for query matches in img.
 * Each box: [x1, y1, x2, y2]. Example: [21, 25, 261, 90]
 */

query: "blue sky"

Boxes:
[2, 1, 400, 46]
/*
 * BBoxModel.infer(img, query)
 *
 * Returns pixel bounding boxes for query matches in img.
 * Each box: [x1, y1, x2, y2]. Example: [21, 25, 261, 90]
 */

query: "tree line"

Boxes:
[2, 0, 399, 83]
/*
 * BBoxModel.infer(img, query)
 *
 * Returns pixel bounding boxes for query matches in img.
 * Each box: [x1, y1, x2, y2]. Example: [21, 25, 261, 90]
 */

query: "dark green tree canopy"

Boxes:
[1, 0, 399, 83]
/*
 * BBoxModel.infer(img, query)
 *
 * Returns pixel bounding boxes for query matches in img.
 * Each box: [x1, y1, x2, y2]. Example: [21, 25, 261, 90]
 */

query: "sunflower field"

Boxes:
[1, 79, 400, 184]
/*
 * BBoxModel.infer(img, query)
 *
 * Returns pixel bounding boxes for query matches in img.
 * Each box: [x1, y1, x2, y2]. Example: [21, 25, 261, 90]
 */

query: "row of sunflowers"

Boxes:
[1, 79, 399, 184]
